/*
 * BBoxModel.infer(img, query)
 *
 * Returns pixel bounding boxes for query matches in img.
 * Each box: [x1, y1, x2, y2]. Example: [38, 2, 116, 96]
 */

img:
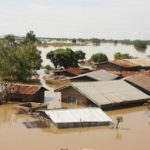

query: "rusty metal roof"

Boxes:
[125, 74, 150, 92]
[125, 59, 150, 67]
[54, 67, 90, 76]
[9, 84, 47, 95]
[122, 71, 150, 77]
[111, 59, 138, 68]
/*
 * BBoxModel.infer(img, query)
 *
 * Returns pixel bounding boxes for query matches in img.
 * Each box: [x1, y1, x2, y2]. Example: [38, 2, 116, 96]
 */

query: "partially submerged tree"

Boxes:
[114, 52, 133, 60]
[134, 40, 147, 50]
[46, 48, 85, 69]
[116, 116, 123, 129]
[0, 39, 42, 81]
[90, 52, 108, 63]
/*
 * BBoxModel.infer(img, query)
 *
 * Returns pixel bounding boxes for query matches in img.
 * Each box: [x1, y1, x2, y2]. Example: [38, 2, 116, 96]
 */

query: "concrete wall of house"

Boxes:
[61, 87, 88, 104]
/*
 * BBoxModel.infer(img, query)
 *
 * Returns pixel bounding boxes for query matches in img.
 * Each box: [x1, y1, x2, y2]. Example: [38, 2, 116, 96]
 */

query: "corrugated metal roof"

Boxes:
[125, 59, 150, 67]
[54, 67, 90, 76]
[122, 71, 150, 77]
[125, 74, 150, 92]
[9, 84, 46, 95]
[69, 70, 119, 81]
[43, 108, 112, 123]
[70, 80, 150, 106]
[111, 60, 138, 68]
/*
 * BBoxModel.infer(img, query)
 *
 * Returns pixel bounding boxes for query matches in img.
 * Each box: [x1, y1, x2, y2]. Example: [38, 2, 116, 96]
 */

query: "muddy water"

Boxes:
[0, 104, 150, 150]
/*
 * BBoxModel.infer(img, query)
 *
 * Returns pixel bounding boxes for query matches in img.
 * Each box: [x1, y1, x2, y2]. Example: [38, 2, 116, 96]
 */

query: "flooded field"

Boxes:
[0, 104, 149, 150]
[38, 43, 150, 66]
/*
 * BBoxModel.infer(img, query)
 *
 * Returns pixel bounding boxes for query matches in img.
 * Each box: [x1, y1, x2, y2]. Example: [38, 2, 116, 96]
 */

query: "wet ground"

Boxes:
[0, 104, 149, 150]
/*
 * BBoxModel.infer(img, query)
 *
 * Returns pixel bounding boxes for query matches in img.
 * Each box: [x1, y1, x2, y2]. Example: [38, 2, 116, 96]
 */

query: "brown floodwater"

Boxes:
[0, 104, 150, 150]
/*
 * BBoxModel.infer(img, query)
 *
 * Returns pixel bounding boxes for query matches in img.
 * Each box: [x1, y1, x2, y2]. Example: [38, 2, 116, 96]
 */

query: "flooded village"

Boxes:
[0, 0, 150, 149]
[0, 38, 150, 149]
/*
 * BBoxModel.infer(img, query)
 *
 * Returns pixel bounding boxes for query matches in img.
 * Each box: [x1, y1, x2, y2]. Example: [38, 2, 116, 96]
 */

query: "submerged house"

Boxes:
[40, 108, 112, 128]
[55, 80, 150, 109]
[121, 70, 150, 77]
[8, 84, 47, 103]
[53, 67, 92, 78]
[125, 74, 150, 95]
[96, 59, 150, 72]
[68, 69, 120, 82]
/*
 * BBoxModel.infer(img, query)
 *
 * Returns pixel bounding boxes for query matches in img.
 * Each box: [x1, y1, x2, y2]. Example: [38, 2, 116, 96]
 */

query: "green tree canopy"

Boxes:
[0, 40, 42, 81]
[134, 40, 147, 50]
[23, 31, 37, 44]
[114, 52, 133, 60]
[90, 53, 108, 63]
[46, 48, 85, 69]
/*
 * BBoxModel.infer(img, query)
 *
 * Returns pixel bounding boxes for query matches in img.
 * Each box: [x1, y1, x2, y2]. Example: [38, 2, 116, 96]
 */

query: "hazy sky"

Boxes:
[0, 0, 150, 39]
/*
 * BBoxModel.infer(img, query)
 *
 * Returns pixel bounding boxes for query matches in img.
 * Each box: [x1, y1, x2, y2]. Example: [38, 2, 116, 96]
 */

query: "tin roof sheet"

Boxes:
[111, 60, 138, 68]
[125, 59, 150, 67]
[69, 70, 119, 81]
[125, 74, 150, 92]
[43, 108, 112, 123]
[71, 80, 150, 106]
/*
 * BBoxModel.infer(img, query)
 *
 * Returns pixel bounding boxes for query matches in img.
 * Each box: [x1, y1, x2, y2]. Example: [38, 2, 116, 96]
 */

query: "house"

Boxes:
[53, 67, 91, 77]
[96, 58, 150, 72]
[40, 108, 112, 128]
[122, 70, 150, 77]
[125, 74, 150, 95]
[69, 69, 120, 82]
[8, 84, 48, 103]
[55, 80, 150, 110]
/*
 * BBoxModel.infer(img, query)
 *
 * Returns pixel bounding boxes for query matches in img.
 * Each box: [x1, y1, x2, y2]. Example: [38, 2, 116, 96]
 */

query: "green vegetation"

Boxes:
[134, 40, 147, 50]
[72, 39, 77, 43]
[90, 38, 101, 46]
[46, 48, 85, 69]
[90, 53, 108, 63]
[114, 52, 133, 60]
[23, 31, 38, 44]
[0, 32, 42, 81]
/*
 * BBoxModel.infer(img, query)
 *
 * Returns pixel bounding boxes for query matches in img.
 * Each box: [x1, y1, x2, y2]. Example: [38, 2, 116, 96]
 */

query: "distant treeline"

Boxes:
[1, 35, 149, 49]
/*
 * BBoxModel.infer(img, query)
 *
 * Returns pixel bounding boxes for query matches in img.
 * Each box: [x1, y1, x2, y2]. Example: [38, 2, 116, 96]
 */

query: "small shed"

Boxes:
[69, 69, 120, 81]
[41, 108, 112, 128]
[125, 74, 150, 95]
[8, 84, 48, 103]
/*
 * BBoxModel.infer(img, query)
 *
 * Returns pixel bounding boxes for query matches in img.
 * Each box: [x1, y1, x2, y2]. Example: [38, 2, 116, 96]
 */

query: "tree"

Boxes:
[90, 38, 101, 46]
[0, 40, 42, 81]
[114, 52, 133, 60]
[72, 39, 76, 43]
[134, 40, 147, 50]
[4, 34, 15, 44]
[75, 50, 86, 60]
[23, 31, 37, 43]
[46, 48, 85, 69]
[90, 53, 108, 63]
